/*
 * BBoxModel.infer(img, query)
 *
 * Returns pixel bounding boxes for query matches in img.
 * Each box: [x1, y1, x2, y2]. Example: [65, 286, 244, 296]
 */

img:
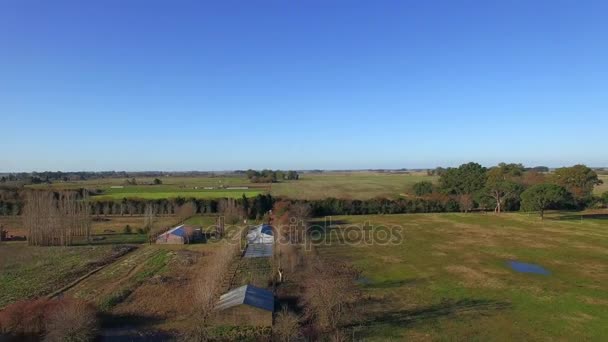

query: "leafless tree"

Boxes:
[190, 227, 244, 340]
[274, 307, 301, 342]
[22, 190, 91, 246]
[457, 194, 474, 213]
[301, 257, 361, 334]
[176, 201, 197, 223]
[218, 198, 242, 224]
[143, 202, 157, 231]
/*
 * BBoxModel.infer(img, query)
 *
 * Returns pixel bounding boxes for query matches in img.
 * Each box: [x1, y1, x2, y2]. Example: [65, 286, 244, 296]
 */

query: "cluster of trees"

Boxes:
[22, 190, 91, 246]
[88, 194, 275, 219]
[245, 169, 299, 183]
[270, 200, 361, 341]
[416, 163, 604, 218]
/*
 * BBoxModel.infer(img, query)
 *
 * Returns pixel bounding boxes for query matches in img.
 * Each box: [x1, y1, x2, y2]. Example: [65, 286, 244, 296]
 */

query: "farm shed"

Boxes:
[246, 224, 274, 244]
[155, 225, 195, 244]
[244, 224, 274, 258]
[215, 285, 274, 327]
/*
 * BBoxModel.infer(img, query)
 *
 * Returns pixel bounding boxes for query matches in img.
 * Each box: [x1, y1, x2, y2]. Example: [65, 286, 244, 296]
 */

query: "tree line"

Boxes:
[244, 169, 299, 183]
[416, 163, 604, 218]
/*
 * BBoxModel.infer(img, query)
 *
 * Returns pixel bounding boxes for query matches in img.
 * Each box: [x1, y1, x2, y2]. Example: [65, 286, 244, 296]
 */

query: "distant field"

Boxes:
[270, 171, 436, 199]
[92, 189, 263, 200]
[27, 175, 266, 200]
[314, 211, 608, 340]
[21, 171, 607, 201]
[595, 174, 608, 194]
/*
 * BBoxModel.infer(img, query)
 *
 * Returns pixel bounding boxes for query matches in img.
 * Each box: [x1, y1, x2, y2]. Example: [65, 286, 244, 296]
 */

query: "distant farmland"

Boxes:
[270, 171, 436, 200]
[23, 171, 606, 201]
[27, 175, 266, 200]
[92, 189, 263, 200]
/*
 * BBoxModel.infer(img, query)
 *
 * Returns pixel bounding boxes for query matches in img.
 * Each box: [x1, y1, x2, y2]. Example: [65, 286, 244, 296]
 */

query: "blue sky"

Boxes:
[1, 0, 607, 171]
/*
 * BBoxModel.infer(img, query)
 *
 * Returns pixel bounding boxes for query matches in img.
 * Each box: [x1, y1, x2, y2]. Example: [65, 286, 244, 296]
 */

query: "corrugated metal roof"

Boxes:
[246, 224, 274, 244]
[216, 285, 274, 312]
[244, 243, 273, 258]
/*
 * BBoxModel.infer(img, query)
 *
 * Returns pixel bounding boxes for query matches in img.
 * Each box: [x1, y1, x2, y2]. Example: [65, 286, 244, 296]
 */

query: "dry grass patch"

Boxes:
[444, 265, 505, 289]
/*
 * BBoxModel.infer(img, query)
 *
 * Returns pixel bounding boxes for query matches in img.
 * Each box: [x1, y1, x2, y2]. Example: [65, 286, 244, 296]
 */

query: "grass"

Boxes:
[271, 171, 436, 200]
[0, 244, 117, 308]
[313, 210, 608, 340]
[19, 171, 608, 201]
[27, 175, 266, 200]
[594, 174, 608, 194]
[92, 190, 263, 200]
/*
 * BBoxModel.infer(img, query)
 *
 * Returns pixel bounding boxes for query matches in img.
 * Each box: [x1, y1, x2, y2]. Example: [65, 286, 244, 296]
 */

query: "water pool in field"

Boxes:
[508, 261, 550, 275]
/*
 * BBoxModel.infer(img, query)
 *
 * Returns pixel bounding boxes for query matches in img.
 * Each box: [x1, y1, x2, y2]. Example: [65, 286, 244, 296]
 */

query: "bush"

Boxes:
[0, 298, 97, 341]
[412, 181, 434, 196]
[136, 227, 145, 234]
[44, 299, 98, 342]
[123, 225, 132, 234]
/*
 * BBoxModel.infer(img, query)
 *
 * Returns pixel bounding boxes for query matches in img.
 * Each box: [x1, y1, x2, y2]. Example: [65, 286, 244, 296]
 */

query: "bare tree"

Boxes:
[22, 190, 91, 246]
[457, 194, 473, 213]
[274, 307, 301, 342]
[218, 198, 242, 224]
[301, 257, 361, 334]
[176, 201, 197, 223]
[143, 202, 157, 231]
[190, 227, 244, 340]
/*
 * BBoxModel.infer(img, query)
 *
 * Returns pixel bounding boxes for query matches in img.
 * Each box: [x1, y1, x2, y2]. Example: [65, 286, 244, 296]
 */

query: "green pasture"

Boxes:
[314, 211, 608, 340]
[271, 171, 436, 199]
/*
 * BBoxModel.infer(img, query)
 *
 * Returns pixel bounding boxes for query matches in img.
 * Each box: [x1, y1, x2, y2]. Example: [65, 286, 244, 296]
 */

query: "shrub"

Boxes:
[274, 307, 301, 341]
[0, 298, 97, 341]
[44, 299, 98, 342]
[123, 225, 132, 234]
[412, 181, 434, 196]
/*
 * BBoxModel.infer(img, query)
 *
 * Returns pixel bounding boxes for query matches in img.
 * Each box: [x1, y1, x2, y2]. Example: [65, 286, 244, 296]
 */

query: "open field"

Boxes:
[271, 171, 435, 199]
[27, 175, 265, 200]
[18, 171, 607, 201]
[595, 174, 608, 194]
[313, 210, 608, 340]
[0, 244, 125, 308]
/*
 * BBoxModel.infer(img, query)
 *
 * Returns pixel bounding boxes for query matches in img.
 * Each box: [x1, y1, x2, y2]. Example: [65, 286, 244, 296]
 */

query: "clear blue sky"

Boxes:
[1, 0, 607, 171]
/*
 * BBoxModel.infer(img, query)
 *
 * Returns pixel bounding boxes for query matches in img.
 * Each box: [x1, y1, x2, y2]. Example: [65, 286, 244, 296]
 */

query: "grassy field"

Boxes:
[595, 174, 608, 194]
[21, 171, 607, 201]
[27, 175, 265, 200]
[271, 171, 435, 199]
[313, 210, 608, 340]
[0, 244, 121, 308]
[92, 189, 263, 200]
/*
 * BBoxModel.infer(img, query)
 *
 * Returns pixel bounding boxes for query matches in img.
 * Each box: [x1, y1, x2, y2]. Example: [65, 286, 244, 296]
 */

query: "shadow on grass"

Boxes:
[553, 213, 608, 221]
[360, 278, 424, 289]
[356, 298, 510, 334]
[98, 313, 175, 341]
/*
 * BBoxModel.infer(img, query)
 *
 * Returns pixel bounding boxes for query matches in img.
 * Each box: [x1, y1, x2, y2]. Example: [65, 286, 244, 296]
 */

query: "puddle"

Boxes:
[508, 261, 550, 275]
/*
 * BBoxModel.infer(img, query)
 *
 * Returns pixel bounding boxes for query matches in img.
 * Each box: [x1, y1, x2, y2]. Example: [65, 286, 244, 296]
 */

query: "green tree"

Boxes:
[602, 192, 608, 206]
[439, 162, 487, 195]
[484, 163, 525, 213]
[153, 178, 162, 185]
[551, 165, 602, 205]
[520, 184, 568, 220]
[412, 181, 434, 196]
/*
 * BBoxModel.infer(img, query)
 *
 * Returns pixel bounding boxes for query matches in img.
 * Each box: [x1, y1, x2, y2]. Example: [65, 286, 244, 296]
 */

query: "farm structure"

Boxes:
[215, 284, 274, 327]
[155, 224, 197, 244]
[244, 224, 274, 258]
